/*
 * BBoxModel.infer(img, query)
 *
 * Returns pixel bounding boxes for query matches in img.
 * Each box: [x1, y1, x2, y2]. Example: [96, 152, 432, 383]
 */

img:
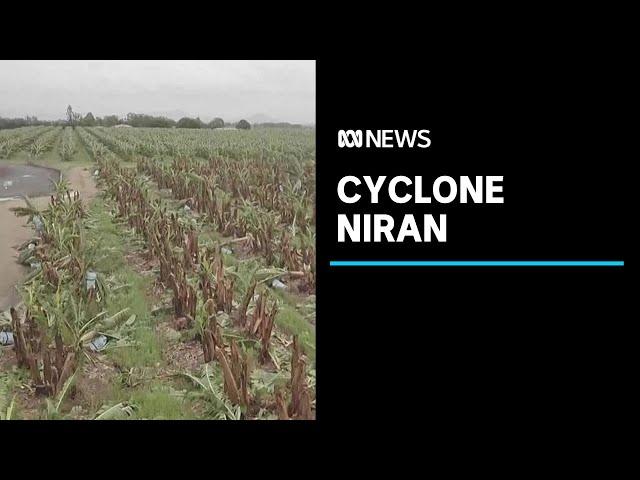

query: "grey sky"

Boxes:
[0, 60, 315, 124]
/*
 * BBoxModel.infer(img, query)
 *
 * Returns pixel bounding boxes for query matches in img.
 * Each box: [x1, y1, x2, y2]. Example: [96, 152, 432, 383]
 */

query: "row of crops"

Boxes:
[82, 126, 315, 289]
[0, 126, 79, 161]
[2, 124, 315, 419]
[9, 183, 103, 411]
[82, 126, 316, 419]
[1, 123, 316, 419]
[97, 155, 314, 418]
[0, 126, 55, 158]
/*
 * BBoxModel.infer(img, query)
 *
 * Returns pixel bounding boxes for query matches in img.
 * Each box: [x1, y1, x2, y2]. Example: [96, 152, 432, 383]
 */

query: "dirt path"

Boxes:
[65, 165, 98, 200]
[0, 167, 96, 310]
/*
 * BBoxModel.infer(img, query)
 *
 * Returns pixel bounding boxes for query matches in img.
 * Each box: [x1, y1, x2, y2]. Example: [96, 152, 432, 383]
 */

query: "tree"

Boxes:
[125, 112, 176, 128]
[0, 117, 29, 129]
[209, 117, 225, 129]
[176, 117, 202, 129]
[66, 105, 75, 128]
[103, 115, 119, 127]
[236, 119, 251, 130]
[82, 112, 96, 126]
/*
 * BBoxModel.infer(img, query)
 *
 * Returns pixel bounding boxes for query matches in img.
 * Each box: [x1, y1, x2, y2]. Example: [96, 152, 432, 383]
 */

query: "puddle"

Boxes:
[0, 164, 60, 198]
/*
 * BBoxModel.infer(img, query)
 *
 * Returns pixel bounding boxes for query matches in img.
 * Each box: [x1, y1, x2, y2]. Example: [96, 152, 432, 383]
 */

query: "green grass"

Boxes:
[109, 326, 163, 370]
[85, 198, 162, 370]
[0, 364, 28, 420]
[84, 376, 201, 420]
[71, 128, 93, 165]
[128, 387, 198, 419]
[275, 303, 316, 361]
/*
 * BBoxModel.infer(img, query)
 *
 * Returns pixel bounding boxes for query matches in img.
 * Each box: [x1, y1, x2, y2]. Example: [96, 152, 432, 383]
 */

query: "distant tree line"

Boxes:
[0, 116, 61, 130]
[0, 109, 125, 130]
[125, 113, 175, 128]
[2, 106, 256, 130]
[253, 122, 307, 129]
[175, 117, 248, 129]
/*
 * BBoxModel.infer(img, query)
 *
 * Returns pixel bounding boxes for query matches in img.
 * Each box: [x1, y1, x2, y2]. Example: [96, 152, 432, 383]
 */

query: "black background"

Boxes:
[317, 41, 631, 444]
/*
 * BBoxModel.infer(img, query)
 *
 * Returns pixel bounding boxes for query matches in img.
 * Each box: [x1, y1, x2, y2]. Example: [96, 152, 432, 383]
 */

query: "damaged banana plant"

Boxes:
[9, 183, 98, 397]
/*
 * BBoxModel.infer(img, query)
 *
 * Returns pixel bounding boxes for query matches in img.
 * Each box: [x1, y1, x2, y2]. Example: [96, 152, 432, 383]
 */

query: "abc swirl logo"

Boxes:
[337, 130, 363, 148]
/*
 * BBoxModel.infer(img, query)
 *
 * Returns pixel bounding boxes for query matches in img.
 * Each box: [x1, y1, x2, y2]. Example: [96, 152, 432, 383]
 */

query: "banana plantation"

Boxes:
[0, 125, 316, 420]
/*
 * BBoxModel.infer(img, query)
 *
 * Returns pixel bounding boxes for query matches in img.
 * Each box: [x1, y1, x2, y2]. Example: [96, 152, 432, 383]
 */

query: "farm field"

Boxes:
[0, 125, 315, 420]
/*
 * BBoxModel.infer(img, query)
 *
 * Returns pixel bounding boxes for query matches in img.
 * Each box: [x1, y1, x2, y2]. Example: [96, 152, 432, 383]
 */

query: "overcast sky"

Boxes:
[0, 60, 315, 124]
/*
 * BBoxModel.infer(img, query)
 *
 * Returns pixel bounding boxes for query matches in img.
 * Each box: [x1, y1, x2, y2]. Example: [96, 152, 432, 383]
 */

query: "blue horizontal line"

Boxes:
[329, 260, 624, 267]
